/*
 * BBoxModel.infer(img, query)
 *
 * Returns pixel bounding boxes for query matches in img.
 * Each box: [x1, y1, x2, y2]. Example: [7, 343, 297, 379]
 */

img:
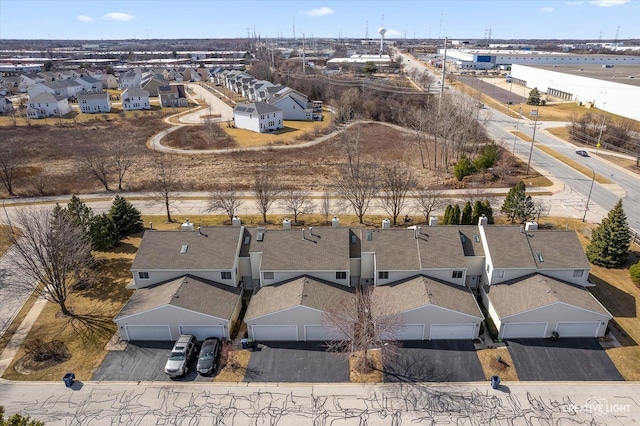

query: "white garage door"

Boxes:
[179, 325, 225, 340]
[555, 321, 600, 338]
[396, 325, 425, 340]
[251, 325, 298, 341]
[430, 324, 475, 340]
[305, 325, 345, 341]
[124, 325, 171, 341]
[502, 322, 548, 339]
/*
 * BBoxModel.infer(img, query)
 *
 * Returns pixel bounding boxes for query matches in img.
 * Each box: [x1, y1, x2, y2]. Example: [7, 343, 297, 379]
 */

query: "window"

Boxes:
[221, 271, 232, 280]
[452, 271, 463, 279]
[378, 271, 389, 279]
[336, 271, 347, 280]
[138, 271, 150, 280]
[263, 272, 274, 280]
[573, 269, 584, 277]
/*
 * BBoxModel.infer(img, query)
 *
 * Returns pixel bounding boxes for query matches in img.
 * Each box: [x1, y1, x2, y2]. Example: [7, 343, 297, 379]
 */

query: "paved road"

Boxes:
[0, 379, 637, 425]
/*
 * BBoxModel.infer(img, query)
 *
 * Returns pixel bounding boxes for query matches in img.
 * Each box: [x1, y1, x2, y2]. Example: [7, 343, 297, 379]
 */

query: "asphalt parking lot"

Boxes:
[384, 340, 485, 382]
[244, 342, 349, 382]
[507, 338, 624, 381]
[92, 341, 212, 382]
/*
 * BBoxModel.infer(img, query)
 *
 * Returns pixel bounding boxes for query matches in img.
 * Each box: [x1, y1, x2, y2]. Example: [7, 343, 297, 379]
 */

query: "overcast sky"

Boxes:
[1, 0, 638, 41]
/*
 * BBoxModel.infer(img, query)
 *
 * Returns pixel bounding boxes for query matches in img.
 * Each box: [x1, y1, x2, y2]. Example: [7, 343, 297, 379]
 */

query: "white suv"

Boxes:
[164, 335, 197, 378]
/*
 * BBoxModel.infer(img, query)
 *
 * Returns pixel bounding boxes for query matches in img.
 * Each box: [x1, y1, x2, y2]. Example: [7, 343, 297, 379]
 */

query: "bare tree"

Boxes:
[112, 142, 136, 192]
[148, 154, 181, 223]
[402, 106, 432, 169]
[206, 188, 244, 222]
[533, 199, 549, 222]
[322, 286, 403, 372]
[414, 188, 446, 224]
[0, 146, 23, 196]
[379, 163, 416, 225]
[81, 154, 112, 192]
[8, 206, 93, 316]
[279, 189, 311, 224]
[252, 165, 281, 223]
[321, 192, 332, 224]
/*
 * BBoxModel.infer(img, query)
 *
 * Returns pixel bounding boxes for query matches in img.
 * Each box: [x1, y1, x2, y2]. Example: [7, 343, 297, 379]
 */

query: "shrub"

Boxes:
[630, 262, 640, 286]
[454, 154, 475, 181]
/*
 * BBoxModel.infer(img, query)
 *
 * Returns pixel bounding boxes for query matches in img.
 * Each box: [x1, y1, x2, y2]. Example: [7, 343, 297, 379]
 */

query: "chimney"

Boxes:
[302, 228, 306, 240]
[382, 218, 391, 229]
[478, 214, 488, 227]
[283, 219, 291, 230]
[332, 216, 340, 228]
[525, 221, 538, 231]
[181, 219, 194, 231]
[232, 216, 241, 227]
[149, 222, 153, 230]
[429, 216, 438, 226]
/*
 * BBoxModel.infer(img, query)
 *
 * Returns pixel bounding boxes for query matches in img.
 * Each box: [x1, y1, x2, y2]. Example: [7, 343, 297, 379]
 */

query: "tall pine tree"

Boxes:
[461, 202, 473, 224]
[501, 181, 534, 224]
[450, 204, 461, 225]
[109, 196, 144, 237]
[586, 200, 631, 268]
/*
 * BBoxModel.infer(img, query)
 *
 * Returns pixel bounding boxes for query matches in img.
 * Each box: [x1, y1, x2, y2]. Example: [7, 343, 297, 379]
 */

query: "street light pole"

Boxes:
[595, 115, 606, 154]
[525, 110, 539, 175]
[512, 107, 522, 154]
[583, 165, 596, 222]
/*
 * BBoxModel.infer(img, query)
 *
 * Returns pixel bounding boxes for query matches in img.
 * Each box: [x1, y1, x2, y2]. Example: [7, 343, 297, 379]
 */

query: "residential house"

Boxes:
[233, 102, 283, 133]
[182, 67, 201, 82]
[269, 87, 315, 121]
[26, 93, 71, 118]
[19, 73, 45, 92]
[142, 77, 167, 97]
[479, 223, 611, 339]
[77, 90, 111, 113]
[37, 71, 60, 82]
[158, 85, 187, 108]
[118, 69, 142, 89]
[0, 95, 14, 114]
[0, 76, 20, 94]
[28, 80, 84, 100]
[75, 76, 103, 91]
[100, 74, 118, 89]
[122, 87, 150, 110]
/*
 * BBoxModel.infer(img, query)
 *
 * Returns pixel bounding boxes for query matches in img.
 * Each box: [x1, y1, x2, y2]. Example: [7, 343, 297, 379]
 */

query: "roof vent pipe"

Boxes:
[332, 216, 340, 228]
[302, 228, 306, 240]
[478, 214, 488, 227]
[309, 226, 314, 236]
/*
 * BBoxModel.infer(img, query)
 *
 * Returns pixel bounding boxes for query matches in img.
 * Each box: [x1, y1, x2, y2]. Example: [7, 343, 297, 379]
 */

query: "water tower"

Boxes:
[378, 26, 386, 56]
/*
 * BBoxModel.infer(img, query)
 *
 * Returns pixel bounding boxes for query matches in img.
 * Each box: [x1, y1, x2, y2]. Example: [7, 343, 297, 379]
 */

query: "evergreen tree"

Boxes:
[461, 201, 473, 224]
[450, 204, 461, 225]
[527, 87, 541, 106]
[586, 200, 631, 268]
[443, 205, 453, 225]
[483, 200, 495, 224]
[501, 181, 534, 224]
[88, 213, 119, 251]
[454, 154, 475, 181]
[472, 200, 483, 225]
[0, 406, 44, 426]
[108, 196, 144, 237]
[66, 195, 94, 236]
[473, 143, 501, 170]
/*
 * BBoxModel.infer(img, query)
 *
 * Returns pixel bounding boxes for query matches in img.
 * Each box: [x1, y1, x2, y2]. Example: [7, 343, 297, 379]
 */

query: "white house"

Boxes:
[118, 69, 142, 89]
[122, 87, 150, 110]
[0, 96, 14, 114]
[75, 76, 103, 91]
[233, 102, 283, 133]
[100, 74, 118, 89]
[269, 87, 314, 121]
[28, 80, 83, 99]
[27, 93, 71, 118]
[77, 90, 111, 113]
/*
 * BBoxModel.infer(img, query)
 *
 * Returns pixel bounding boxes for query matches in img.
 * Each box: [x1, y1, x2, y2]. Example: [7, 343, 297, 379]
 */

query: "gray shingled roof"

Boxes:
[252, 227, 350, 271]
[416, 226, 468, 269]
[373, 275, 483, 318]
[456, 225, 485, 257]
[482, 226, 537, 268]
[115, 275, 242, 321]
[77, 90, 108, 100]
[235, 101, 282, 115]
[131, 227, 243, 271]
[29, 93, 66, 103]
[244, 276, 354, 320]
[484, 273, 611, 318]
[359, 229, 421, 271]
[123, 87, 149, 98]
[526, 230, 591, 269]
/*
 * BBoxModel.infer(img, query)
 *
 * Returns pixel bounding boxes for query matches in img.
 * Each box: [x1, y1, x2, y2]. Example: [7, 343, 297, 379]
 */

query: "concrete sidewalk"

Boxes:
[0, 297, 46, 377]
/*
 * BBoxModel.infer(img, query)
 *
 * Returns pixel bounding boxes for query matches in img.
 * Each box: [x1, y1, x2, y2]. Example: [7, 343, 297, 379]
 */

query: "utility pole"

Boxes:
[302, 33, 306, 74]
[526, 110, 539, 175]
[595, 115, 606, 154]
[440, 37, 447, 97]
[582, 165, 596, 222]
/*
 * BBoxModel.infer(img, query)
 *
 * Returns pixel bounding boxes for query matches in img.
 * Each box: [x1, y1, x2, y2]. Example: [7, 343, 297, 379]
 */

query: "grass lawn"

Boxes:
[350, 349, 383, 383]
[1, 234, 140, 381]
[477, 347, 519, 381]
[224, 115, 333, 148]
[0, 224, 20, 257]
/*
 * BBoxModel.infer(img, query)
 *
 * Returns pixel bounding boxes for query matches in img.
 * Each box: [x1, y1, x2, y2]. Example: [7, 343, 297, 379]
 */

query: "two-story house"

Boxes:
[158, 85, 187, 108]
[77, 90, 111, 113]
[233, 102, 283, 133]
[121, 87, 150, 110]
[26, 93, 71, 118]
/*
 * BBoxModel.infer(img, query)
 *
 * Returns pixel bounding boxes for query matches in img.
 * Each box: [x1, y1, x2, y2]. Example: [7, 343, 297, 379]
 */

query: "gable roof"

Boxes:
[122, 87, 149, 98]
[244, 275, 354, 320]
[131, 227, 243, 271]
[485, 273, 611, 318]
[359, 229, 421, 271]
[234, 101, 282, 115]
[482, 226, 537, 268]
[250, 227, 350, 271]
[373, 275, 483, 318]
[457, 225, 485, 256]
[115, 275, 242, 321]
[29, 92, 66, 103]
[77, 90, 108, 100]
[416, 226, 468, 268]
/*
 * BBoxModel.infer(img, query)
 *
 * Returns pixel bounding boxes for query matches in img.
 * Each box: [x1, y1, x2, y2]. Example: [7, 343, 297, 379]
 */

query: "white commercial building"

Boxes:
[510, 64, 640, 121]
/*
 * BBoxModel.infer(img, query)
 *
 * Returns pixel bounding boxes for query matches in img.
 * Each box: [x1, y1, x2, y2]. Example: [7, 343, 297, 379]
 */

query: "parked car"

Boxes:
[164, 334, 197, 378]
[196, 337, 222, 376]
[575, 149, 589, 157]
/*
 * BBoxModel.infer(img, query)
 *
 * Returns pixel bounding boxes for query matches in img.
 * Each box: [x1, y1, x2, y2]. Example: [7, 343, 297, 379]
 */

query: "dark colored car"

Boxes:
[575, 149, 590, 157]
[197, 337, 221, 376]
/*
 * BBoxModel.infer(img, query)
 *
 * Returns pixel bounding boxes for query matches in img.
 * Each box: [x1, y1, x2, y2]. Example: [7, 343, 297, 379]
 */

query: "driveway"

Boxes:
[92, 341, 212, 382]
[244, 341, 349, 382]
[507, 338, 624, 381]
[383, 340, 485, 382]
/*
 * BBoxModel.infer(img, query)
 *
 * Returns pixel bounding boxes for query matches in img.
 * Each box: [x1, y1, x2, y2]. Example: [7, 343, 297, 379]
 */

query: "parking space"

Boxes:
[92, 341, 212, 382]
[384, 340, 485, 382]
[244, 342, 349, 382]
[507, 338, 624, 381]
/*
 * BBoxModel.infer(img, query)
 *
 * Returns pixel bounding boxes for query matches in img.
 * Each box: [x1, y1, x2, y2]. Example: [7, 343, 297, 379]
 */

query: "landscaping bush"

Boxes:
[454, 154, 475, 181]
[484, 318, 499, 341]
[630, 261, 640, 286]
